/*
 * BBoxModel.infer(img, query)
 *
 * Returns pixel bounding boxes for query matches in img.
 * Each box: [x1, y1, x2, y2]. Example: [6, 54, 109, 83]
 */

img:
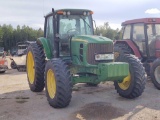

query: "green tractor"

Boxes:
[26, 9, 146, 108]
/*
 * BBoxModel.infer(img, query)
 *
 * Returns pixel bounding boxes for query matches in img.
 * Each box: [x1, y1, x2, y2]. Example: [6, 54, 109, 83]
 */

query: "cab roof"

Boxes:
[55, 9, 92, 12]
[45, 8, 93, 17]
[122, 18, 160, 26]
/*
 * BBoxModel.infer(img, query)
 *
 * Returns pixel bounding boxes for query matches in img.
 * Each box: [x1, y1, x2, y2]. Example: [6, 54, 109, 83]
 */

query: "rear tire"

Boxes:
[114, 54, 146, 99]
[26, 43, 45, 92]
[151, 58, 160, 90]
[0, 71, 5, 73]
[45, 59, 72, 108]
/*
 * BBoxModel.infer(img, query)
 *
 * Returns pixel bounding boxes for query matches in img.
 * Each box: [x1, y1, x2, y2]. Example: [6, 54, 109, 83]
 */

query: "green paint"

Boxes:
[71, 35, 113, 66]
[71, 65, 98, 75]
[72, 35, 113, 43]
[72, 75, 98, 85]
[71, 62, 129, 84]
[97, 62, 129, 82]
[37, 37, 52, 59]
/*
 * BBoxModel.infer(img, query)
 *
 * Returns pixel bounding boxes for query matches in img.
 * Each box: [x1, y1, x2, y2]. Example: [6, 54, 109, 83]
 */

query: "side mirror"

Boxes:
[93, 20, 98, 35]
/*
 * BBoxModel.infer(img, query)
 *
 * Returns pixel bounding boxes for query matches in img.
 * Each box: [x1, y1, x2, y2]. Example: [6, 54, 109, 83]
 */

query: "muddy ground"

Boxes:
[0, 69, 160, 120]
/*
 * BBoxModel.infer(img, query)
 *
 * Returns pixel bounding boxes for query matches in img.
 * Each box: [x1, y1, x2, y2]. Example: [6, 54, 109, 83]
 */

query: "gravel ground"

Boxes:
[0, 69, 160, 120]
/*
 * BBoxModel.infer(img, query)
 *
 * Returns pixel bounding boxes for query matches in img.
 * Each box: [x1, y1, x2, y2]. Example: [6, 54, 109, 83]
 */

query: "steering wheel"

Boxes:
[67, 28, 79, 37]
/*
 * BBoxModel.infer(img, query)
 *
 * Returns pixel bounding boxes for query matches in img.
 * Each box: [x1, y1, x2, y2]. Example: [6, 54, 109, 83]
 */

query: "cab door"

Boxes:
[132, 23, 147, 56]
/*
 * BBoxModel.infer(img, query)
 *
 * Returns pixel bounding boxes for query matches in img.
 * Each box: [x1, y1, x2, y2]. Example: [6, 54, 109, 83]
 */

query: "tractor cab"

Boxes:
[44, 9, 94, 57]
[122, 18, 160, 60]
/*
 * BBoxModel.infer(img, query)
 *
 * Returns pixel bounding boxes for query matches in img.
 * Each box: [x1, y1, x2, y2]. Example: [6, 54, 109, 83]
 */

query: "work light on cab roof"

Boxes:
[56, 10, 93, 16]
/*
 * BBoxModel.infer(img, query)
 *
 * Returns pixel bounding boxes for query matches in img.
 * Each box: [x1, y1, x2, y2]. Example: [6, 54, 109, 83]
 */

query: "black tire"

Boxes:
[26, 43, 45, 92]
[86, 83, 99, 87]
[114, 54, 146, 99]
[114, 43, 133, 60]
[0, 71, 5, 73]
[11, 61, 17, 69]
[45, 58, 72, 108]
[151, 58, 160, 90]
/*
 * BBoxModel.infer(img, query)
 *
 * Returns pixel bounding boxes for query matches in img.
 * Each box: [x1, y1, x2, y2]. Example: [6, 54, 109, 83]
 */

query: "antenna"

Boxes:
[52, 8, 55, 13]
[43, 0, 45, 17]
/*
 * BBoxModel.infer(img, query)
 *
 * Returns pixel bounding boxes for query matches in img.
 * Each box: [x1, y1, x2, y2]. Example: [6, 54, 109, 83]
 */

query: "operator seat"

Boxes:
[59, 34, 70, 56]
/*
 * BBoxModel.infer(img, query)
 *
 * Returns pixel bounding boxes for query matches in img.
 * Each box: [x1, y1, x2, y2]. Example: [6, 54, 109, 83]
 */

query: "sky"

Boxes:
[0, 0, 160, 30]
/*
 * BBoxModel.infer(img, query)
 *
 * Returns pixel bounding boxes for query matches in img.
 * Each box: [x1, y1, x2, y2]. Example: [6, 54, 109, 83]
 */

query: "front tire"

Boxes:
[26, 43, 45, 92]
[114, 54, 146, 99]
[151, 58, 160, 90]
[11, 61, 17, 69]
[45, 59, 72, 108]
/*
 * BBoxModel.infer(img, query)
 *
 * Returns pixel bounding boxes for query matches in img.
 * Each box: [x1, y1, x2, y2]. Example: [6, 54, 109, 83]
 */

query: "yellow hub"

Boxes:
[114, 52, 120, 61]
[47, 69, 56, 99]
[118, 73, 131, 90]
[27, 51, 35, 84]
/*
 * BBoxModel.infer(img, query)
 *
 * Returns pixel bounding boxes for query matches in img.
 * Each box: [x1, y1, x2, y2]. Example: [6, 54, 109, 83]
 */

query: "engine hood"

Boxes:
[72, 35, 113, 44]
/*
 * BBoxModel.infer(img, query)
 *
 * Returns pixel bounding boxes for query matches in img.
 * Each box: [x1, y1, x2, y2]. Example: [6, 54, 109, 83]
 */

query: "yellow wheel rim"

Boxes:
[47, 69, 56, 99]
[118, 73, 131, 90]
[27, 51, 35, 84]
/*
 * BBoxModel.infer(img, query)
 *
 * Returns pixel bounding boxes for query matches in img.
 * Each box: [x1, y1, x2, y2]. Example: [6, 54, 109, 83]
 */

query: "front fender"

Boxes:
[37, 37, 52, 59]
[114, 40, 142, 58]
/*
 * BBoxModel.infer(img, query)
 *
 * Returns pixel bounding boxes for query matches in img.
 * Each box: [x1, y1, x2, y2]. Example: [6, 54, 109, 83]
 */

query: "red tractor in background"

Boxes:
[114, 18, 160, 89]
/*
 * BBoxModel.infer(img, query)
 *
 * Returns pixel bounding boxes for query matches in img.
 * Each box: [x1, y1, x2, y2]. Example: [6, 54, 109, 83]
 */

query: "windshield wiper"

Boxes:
[79, 15, 91, 28]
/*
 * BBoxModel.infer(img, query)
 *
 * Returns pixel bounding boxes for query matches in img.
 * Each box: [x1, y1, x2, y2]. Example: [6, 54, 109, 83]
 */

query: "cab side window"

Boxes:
[133, 23, 145, 41]
[123, 25, 131, 39]
[133, 23, 146, 56]
[46, 16, 54, 41]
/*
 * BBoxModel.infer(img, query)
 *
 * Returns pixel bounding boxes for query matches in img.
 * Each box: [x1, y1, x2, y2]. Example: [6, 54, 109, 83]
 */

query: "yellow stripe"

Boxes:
[72, 39, 88, 43]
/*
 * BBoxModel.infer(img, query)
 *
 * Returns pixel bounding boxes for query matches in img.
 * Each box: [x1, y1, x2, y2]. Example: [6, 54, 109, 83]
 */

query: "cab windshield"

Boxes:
[59, 15, 93, 38]
[147, 24, 160, 43]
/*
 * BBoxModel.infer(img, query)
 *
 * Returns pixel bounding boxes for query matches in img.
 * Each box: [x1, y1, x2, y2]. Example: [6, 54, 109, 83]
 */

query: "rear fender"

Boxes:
[37, 37, 52, 59]
[114, 40, 142, 58]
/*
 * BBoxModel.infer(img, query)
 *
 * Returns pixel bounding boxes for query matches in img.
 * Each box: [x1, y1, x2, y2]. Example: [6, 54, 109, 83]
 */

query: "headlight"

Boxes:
[95, 54, 114, 61]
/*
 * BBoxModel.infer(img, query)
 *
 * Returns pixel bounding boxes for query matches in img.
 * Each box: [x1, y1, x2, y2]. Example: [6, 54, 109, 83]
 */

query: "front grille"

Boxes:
[87, 43, 113, 65]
